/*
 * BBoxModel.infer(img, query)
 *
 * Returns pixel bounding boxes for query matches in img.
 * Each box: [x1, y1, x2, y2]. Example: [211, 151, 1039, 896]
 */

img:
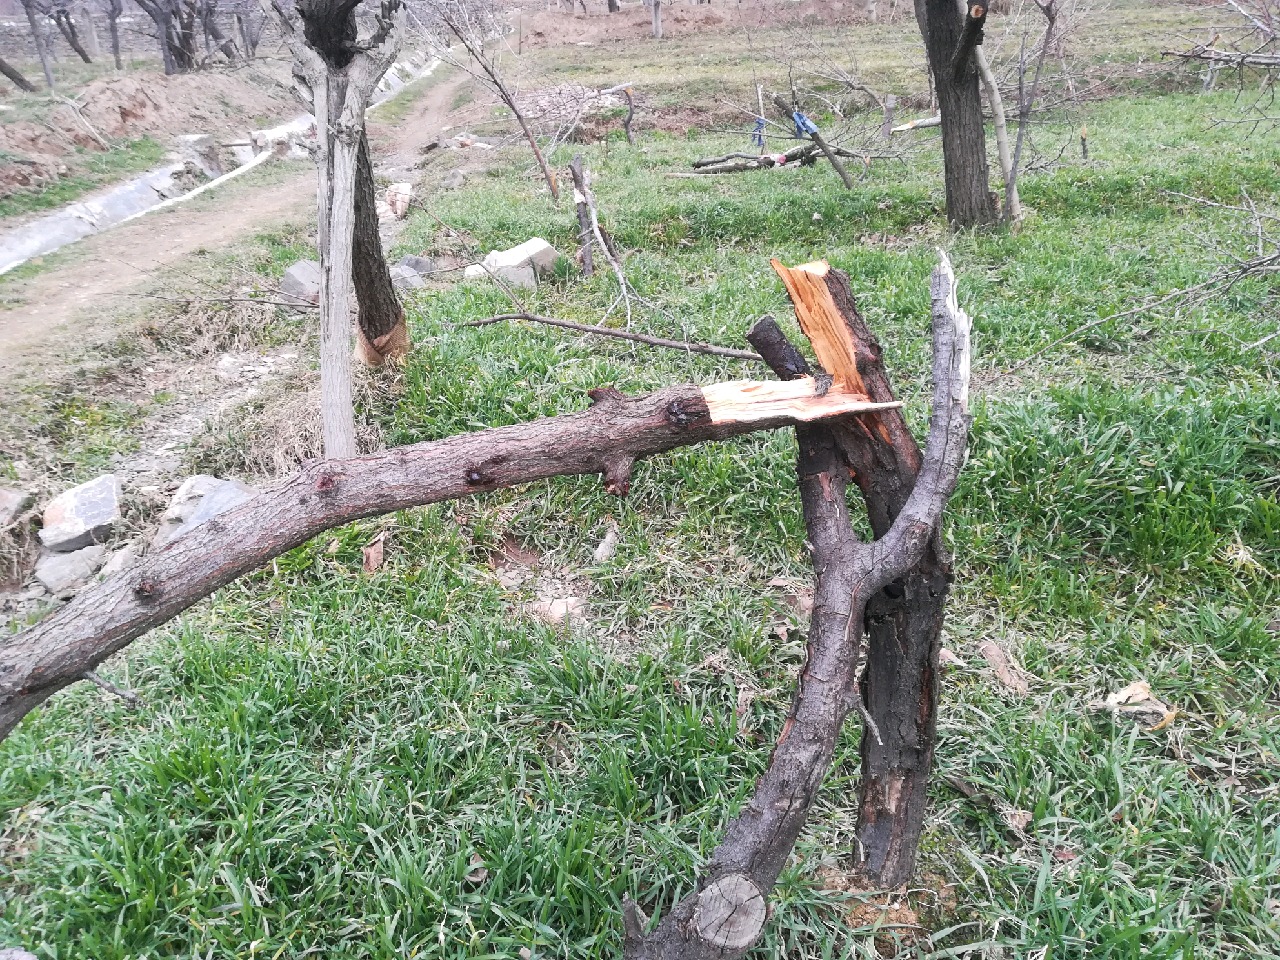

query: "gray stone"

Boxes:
[280, 260, 322, 306]
[481, 238, 559, 278]
[153, 475, 256, 549]
[101, 540, 143, 578]
[0, 949, 39, 960]
[0, 486, 33, 527]
[493, 264, 537, 289]
[175, 133, 224, 180]
[440, 169, 466, 190]
[389, 264, 426, 290]
[39, 475, 121, 551]
[397, 254, 437, 275]
[35, 544, 107, 595]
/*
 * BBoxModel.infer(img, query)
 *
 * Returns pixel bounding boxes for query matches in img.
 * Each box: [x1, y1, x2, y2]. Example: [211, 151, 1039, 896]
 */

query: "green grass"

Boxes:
[3, 8, 1280, 960]
[0, 137, 169, 221]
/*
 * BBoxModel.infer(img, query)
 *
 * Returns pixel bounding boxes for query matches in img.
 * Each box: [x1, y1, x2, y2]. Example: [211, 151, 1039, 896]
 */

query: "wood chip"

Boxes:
[1089, 679, 1177, 730]
[464, 852, 488, 885]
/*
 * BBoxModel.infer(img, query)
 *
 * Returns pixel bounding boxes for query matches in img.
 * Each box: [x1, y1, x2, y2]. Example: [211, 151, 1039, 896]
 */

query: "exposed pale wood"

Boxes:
[0, 378, 898, 743]
[700, 379, 900, 425]
[693, 875, 766, 949]
[769, 259, 865, 391]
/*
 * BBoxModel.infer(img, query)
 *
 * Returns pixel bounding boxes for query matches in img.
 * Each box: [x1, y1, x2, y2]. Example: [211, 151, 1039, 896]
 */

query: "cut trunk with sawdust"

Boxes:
[0, 257, 971, 957]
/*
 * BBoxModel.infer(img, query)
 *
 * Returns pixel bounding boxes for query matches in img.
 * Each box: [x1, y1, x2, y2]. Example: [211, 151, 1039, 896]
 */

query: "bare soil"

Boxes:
[513, 0, 868, 49]
[0, 67, 295, 196]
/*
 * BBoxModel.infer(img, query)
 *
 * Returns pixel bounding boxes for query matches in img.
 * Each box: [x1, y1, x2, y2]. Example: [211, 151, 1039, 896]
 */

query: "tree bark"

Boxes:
[919, 0, 996, 226]
[352, 128, 408, 366]
[0, 54, 37, 92]
[607, 0, 620, 11]
[22, 0, 56, 91]
[568, 154, 595, 277]
[771, 259, 957, 888]
[108, 11, 122, 69]
[0, 379, 898, 743]
[625, 259, 971, 958]
[651, 0, 662, 38]
[53, 9, 94, 63]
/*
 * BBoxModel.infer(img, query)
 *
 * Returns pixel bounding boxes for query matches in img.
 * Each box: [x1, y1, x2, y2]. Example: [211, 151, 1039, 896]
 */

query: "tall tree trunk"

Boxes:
[313, 71, 360, 459]
[108, 13, 123, 68]
[607, 0, 620, 11]
[919, 0, 996, 226]
[957, 0, 1018, 221]
[352, 128, 409, 366]
[23, 2, 56, 90]
[651, 0, 662, 38]
[0, 55, 37, 92]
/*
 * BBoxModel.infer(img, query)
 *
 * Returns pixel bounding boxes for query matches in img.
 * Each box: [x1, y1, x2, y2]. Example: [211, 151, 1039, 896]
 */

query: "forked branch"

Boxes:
[624, 255, 971, 959]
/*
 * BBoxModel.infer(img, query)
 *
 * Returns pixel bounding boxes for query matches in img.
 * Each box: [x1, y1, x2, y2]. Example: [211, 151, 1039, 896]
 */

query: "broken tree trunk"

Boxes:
[623, 256, 971, 958]
[0, 379, 900, 742]
[772, 258, 959, 887]
[568, 154, 594, 277]
[352, 127, 409, 365]
[266, 0, 404, 457]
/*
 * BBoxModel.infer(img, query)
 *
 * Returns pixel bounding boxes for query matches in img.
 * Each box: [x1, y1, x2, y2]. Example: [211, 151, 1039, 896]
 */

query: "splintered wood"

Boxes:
[769, 259, 867, 391]
[700, 379, 900, 425]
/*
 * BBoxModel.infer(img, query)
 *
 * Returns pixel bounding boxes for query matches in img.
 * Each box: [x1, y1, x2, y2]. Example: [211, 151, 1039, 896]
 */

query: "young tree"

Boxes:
[101, 0, 124, 68]
[423, 0, 560, 200]
[0, 55, 38, 92]
[915, 0, 997, 226]
[266, 0, 405, 457]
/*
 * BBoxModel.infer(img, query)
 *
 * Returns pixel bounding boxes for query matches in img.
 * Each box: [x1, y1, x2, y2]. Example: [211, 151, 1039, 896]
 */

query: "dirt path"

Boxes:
[0, 69, 470, 373]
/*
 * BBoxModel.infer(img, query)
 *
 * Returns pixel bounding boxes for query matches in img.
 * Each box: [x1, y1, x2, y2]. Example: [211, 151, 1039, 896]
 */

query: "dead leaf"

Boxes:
[1052, 846, 1079, 863]
[1004, 809, 1034, 832]
[326, 539, 340, 554]
[1089, 679, 1177, 729]
[362, 532, 386, 573]
[464, 852, 488, 885]
[978, 641, 1030, 697]
[493, 535, 540, 570]
[735, 687, 755, 722]
[938, 648, 963, 668]
[530, 596, 586, 625]
[593, 521, 621, 563]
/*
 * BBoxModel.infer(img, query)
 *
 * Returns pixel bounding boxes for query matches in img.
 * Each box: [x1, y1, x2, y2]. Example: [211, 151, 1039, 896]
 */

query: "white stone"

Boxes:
[35, 545, 107, 595]
[153, 476, 256, 549]
[463, 264, 486, 279]
[280, 260, 322, 306]
[39, 475, 121, 552]
[482, 238, 559, 278]
[390, 265, 425, 290]
[0, 486, 33, 527]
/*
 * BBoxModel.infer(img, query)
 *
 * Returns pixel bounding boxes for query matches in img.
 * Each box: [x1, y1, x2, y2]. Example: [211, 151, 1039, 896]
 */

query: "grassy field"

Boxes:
[3, 3, 1279, 959]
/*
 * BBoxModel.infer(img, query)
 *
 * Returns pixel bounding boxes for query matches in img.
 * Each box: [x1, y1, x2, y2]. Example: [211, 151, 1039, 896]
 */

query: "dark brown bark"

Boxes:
[950, 2, 988, 81]
[0, 54, 37, 92]
[352, 128, 408, 365]
[21, 0, 55, 90]
[0, 379, 896, 744]
[621, 87, 636, 143]
[608, 0, 620, 11]
[107, 8, 122, 69]
[624, 259, 971, 958]
[772, 261, 955, 888]
[568, 155, 594, 277]
[919, 0, 997, 226]
[53, 9, 94, 63]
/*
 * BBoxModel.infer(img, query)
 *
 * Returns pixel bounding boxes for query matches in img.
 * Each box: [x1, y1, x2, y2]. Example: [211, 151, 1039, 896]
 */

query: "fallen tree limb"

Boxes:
[772, 93, 856, 190]
[463, 312, 764, 362]
[624, 255, 971, 957]
[0, 381, 900, 742]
